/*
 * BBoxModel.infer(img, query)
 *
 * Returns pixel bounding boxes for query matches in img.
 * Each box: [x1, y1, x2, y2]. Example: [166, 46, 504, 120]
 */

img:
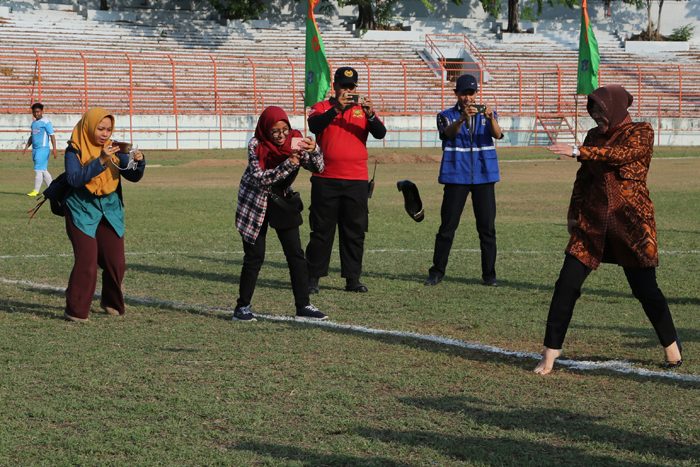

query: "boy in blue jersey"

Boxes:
[22, 103, 58, 196]
[424, 74, 504, 288]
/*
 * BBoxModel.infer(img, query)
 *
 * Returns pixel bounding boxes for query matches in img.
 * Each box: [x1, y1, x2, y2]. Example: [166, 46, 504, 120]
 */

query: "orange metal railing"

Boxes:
[1, 48, 699, 148]
[425, 34, 488, 69]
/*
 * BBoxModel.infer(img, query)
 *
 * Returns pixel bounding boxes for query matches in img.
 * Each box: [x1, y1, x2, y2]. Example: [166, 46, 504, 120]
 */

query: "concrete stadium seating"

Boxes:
[1, 1, 699, 118]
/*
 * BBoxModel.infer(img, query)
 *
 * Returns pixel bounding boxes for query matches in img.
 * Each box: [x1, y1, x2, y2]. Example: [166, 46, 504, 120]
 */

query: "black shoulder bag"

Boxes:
[267, 187, 304, 230]
[27, 172, 74, 222]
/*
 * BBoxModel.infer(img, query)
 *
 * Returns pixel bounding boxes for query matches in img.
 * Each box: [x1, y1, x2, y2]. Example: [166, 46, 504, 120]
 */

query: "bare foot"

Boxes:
[664, 340, 681, 363]
[533, 348, 563, 375]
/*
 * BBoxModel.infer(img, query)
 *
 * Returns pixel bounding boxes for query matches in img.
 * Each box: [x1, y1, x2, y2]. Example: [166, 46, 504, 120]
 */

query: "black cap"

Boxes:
[334, 66, 358, 85]
[397, 180, 424, 222]
[455, 74, 478, 93]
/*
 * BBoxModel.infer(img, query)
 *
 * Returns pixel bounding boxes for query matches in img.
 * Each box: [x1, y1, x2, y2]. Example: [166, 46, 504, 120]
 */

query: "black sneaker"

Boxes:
[296, 304, 328, 321]
[483, 278, 499, 287]
[232, 305, 257, 321]
[345, 279, 368, 293]
[308, 277, 319, 295]
[424, 274, 442, 286]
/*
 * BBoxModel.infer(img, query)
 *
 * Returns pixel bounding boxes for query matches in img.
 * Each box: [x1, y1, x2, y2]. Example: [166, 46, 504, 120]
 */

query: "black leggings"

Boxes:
[238, 217, 310, 310]
[544, 254, 678, 349]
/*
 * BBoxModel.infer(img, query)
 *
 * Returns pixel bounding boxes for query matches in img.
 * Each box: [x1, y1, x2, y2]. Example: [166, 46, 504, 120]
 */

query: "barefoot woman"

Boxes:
[533, 85, 682, 375]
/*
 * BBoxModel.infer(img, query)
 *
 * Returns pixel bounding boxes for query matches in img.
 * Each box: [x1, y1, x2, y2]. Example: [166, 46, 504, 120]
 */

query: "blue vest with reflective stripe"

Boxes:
[438, 105, 500, 185]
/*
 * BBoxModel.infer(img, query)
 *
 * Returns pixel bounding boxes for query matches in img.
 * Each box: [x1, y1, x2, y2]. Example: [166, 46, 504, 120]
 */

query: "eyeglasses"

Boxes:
[270, 127, 290, 137]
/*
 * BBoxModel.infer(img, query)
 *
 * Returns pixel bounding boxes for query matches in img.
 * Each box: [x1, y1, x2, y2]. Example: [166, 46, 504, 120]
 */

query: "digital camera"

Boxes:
[346, 93, 364, 105]
[111, 141, 133, 153]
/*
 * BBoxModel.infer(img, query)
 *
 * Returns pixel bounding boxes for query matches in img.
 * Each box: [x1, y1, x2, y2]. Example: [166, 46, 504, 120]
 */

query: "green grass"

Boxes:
[1, 148, 699, 466]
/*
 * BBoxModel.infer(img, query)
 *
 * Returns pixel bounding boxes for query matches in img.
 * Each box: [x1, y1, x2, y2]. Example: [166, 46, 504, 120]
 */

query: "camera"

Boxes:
[346, 93, 364, 105]
[111, 141, 133, 153]
[471, 104, 486, 114]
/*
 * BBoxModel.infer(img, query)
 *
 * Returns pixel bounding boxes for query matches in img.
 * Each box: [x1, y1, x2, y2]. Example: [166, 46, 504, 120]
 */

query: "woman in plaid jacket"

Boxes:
[234, 106, 326, 322]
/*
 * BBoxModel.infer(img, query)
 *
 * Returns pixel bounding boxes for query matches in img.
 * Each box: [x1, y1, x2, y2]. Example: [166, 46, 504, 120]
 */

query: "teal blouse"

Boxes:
[65, 186, 125, 238]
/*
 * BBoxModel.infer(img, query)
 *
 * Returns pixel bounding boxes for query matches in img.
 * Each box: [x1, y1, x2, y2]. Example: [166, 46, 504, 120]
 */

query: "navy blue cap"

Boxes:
[455, 74, 478, 93]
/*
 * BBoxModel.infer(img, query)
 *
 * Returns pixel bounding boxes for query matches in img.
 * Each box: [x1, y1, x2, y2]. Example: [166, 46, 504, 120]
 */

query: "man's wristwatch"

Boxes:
[572, 146, 579, 157]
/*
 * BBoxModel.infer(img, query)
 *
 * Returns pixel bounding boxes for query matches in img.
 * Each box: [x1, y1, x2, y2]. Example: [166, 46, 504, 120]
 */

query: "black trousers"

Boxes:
[306, 177, 368, 280]
[429, 182, 497, 281]
[544, 254, 678, 349]
[238, 216, 310, 309]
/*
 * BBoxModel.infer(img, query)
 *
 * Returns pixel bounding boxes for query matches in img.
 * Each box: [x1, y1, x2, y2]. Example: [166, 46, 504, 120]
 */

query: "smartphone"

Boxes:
[112, 141, 133, 153]
[346, 93, 363, 105]
[291, 137, 304, 151]
[471, 104, 486, 114]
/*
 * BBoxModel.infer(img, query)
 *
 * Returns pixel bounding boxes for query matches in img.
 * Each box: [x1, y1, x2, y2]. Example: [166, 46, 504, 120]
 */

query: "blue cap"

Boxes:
[455, 74, 478, 93]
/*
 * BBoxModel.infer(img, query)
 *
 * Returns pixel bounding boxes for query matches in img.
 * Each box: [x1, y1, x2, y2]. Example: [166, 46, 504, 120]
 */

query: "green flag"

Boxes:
[305, 0, 331, 108]
[577, 0, 600, 95]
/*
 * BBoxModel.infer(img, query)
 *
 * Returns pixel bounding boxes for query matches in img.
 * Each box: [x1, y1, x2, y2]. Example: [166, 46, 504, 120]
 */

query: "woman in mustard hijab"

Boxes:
[62, 107, 145, 322]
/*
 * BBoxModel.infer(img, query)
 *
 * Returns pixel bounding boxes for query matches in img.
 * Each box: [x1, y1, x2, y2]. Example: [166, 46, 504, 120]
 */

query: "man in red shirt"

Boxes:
[306, 67, 387, 294]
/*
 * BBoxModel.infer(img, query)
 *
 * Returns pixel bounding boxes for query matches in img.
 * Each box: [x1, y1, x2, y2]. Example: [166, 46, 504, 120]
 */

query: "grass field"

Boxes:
[1, 146, 699, 466]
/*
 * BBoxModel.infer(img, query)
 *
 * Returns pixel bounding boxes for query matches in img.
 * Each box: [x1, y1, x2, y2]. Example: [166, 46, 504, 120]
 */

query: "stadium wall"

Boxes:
[2, 114, 698, 150]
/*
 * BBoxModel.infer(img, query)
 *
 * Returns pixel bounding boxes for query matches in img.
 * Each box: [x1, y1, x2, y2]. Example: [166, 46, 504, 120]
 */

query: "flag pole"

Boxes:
[575, 94, 579, 145]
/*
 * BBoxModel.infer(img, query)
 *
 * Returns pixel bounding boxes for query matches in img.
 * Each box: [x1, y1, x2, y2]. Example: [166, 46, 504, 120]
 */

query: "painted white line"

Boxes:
[2, 248, 698, 261]
[2, 278, 67, 293]
[2, 277, 697, 383]
[0, 251, 245, 260]
[500, 156, 700, 163]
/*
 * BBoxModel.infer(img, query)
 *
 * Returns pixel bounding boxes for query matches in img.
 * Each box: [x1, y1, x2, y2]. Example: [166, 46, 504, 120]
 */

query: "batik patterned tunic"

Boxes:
[566, 122, 658, 269]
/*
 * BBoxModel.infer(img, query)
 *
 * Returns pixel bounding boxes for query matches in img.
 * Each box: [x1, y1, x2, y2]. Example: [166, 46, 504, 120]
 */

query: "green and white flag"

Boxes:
[305, 0, 331, 107]
[577, 0, 600, 95]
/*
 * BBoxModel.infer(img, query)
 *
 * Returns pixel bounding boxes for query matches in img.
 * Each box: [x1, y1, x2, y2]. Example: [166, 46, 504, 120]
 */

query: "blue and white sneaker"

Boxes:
[232, 305, 257, 322]
[296, 304, 328, 321]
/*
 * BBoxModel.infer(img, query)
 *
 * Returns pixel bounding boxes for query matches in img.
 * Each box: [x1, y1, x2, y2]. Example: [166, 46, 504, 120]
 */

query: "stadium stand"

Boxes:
[1, 1, 699, 147]
[0, 4, 451, 115]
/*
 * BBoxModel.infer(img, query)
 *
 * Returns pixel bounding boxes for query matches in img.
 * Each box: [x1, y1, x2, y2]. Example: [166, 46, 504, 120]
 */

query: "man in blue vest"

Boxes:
[424, 74, 504, 287]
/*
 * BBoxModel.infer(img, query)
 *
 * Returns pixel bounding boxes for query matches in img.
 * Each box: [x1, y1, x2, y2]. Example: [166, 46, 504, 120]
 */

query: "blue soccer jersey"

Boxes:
[31, 117, 54, 170]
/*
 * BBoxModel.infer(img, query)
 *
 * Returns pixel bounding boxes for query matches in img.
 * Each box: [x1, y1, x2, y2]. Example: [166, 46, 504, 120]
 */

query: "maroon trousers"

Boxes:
[64, 212, 126, 319]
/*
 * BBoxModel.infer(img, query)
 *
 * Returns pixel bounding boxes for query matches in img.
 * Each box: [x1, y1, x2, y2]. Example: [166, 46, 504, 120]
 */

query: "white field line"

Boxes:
[1, 249, 698, 261]
[500, 156, 700, 163]
[2, 277, 698, 383]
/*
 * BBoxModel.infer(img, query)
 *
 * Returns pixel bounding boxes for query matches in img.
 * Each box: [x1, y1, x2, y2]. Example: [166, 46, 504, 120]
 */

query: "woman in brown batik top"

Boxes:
[533, 84, 683, 375]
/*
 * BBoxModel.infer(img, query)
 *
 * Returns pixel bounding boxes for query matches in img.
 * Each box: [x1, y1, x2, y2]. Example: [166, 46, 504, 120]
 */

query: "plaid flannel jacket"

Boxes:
[235, 137, 324, 244]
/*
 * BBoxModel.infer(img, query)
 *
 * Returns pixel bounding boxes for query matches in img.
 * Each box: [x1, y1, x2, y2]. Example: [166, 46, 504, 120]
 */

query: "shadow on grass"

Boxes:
[440, 276, 700, 307]
[280, 321, 700, 388]
[140, 254, 700, 306]
[0, 191, 31, 197]
[229, 441, 410, 467]
[352, 428, 667, 467]
[0, 299, 62, 319]
[14, 280, 240, 322]
[349, 428, 674, 466]
[569, 323, 699, 350]
[376, 395, 697, 465]
[126, 261, 298, 293]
